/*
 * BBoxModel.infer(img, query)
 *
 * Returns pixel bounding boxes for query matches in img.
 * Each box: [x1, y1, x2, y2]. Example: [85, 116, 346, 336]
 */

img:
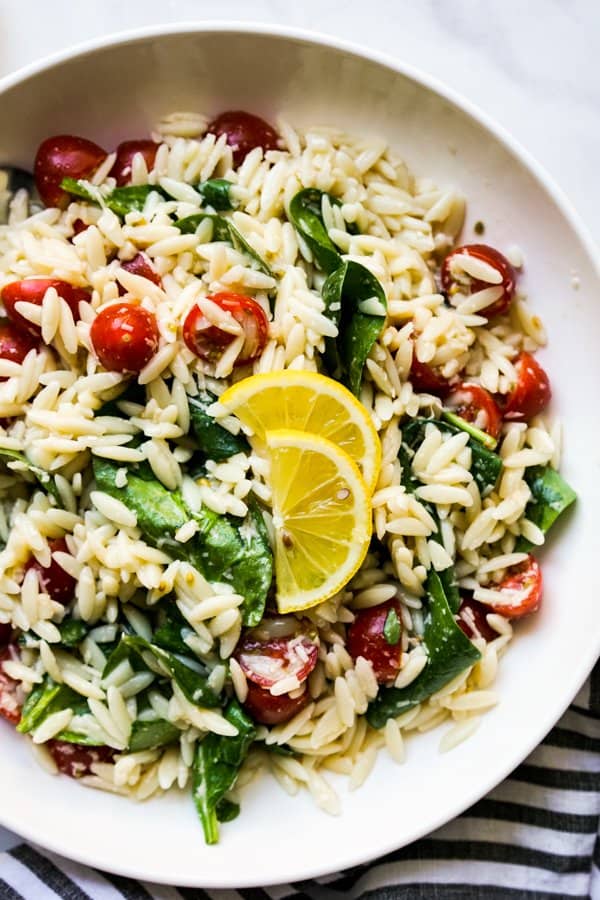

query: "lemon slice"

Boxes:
[265, 428, 371, 613]
[219, 371, 381, 492]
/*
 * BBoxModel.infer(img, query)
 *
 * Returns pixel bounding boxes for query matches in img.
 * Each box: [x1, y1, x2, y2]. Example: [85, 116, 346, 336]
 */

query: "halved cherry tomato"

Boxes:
[183, 291, 268, 367]
[0, 645, 21, 724]
[117, 252, 163, 296]
[47, 740, 115, 778]
[71, 219, 90, 238]
[446, 382, 502, 440]
[481, 555, 542, 619]
[235, 620, 318, 689]
[90, 302, 159, 374]
[24, 538, 76, 606]
[109, 140, 159, 186]
[207, 110, 279, 166]
[0, 623, 12, 647]
[34, 135, 107, 208]
[441, 244, 516, 318]
[1, 278, 89, 337]
[347, 600, 403, 685]
[503, 352, 551, 422]
[409, 354, 451, 397]
[242, 681, 310, 726]
[0, 319, 37, 372]
[456, 597, 497, 642]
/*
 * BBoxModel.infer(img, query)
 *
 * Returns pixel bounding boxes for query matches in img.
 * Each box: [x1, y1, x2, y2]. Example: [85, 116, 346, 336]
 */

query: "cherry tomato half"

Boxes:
[456, 597, 497, 642]
[347, 600, 403, 685]
[481, 555, 542, 619]
[0, 623, 13, 648]
[183, 292, 268, 367]
[47, 740, 115, 778]
[24, 538, 76, 606]
[503, 352, 551, 422]
[207, 110, 279, 166]
[34, 134, 107, 208]
[446, 382, 502, 440]
[235, 621, 319, 689]
[71, 218, 90, 238]
[441, 244, 516, 319]
[1, 278, 89, 337]
[0, 319, 37, 372]
[242, 680, 310, 726]
[90, 302, 159, 374]
[0, 645, 21, 725]
[410, 354, 452, 397]
[117, 252, 163, 296]
[110, 140, 159, 186]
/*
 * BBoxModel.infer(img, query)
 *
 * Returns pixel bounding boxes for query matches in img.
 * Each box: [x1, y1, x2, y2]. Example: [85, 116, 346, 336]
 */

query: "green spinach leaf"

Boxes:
[61, 178, 165, 218]
[287, 188, 342, 275]
[367, 570, 481, 728]
[17, 679, 82, 734]
[383, 607, 401, 645]
[516, 466, 576, 552]
[0, 447, 61, 503]
[175, 213, 274, 281]
[192, 700, 256, 845]
[188, 392, 249, 461]
[198, 178, 236, 211]
[129, 718, 180, 752]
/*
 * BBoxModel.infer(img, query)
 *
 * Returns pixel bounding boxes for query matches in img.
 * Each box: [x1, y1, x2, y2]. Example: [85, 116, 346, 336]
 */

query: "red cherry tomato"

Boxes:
[410, 355, 451, 397]
[503, 352, 551, 422]
[235, 622, 318, 689]
[90, 302, 159, 374]
[456, 598, 497, 642]
[183, 292, 268, 366]
[117, 252, 163, 296]
[34, 134, 107, 208]
[0, 645, 21, 725]
[0, 623, 12, 647]
[481, 555, 542, 619]
[0, 319, 37, 372]
[46, 740, 115, 778]
[347, 600, 403, 685]
[441, 244, 516, 318]
[1, 278, 89, 337]
[242, 680, 310, 726]
[207, 110, 279, 166]
[24, 537, 76, 606]
[71, 219, 90, 238]
[109, 140, 159, 186]
[446, 382, 502, 440]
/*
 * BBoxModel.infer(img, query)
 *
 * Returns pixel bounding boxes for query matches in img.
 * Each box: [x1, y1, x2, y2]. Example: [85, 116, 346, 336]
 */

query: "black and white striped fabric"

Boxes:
[1, 662, 598, 900]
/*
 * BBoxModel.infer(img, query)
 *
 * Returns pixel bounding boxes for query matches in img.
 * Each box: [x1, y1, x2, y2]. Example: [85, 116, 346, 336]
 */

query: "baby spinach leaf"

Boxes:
[215, 797, 240, 823]
[61, 178, 165, 218]
[153, 598, 192, 656]
[92, 456, 272, 626]
[516, 466, 577, 552]
[17, 679, 82, 734]
[52, 730, 101, 746]
[175, 213, 274, 281]
[192, 700, 256, 845]
[367, 571, 481, 728]
[442, 409, 498, 451]
[383, 607, 401, 646]
[287, 188, 342, 275]
[57, 618, 89, 647]
[128, 718, 180, 752]
[198, 178, 236, 211]
[188, 392, 249, 461]
[0, 447, 61, 504]
[322, 260, 387, 396]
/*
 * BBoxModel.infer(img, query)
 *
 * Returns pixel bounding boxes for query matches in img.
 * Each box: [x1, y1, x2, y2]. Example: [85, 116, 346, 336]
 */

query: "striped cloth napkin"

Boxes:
[1, 663, 598, 900]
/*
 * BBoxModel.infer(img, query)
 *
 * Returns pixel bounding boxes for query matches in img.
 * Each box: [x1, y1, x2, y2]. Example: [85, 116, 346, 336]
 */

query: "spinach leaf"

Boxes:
[402, 417, 502, 496]
[53, 730, 101, 746]
[107, 635, 220, 708]
[192, 700, 256, 845]
[17, 679, 82, 734]
[367, 571, 481, 728]
[198, 178, 236, 211]
[322, 260, 387, 396]
[57, 618, 89, 647]
[92, 456, 272, 626]
[129, 718, 180, 752]
[175, 213, 274, 281]
[188, 392, 249, 461]
[0, 448, 61, 503]
[383, 607, 401, 645]
[442, 410, 498, 451]
[287, 188, 342, 275]
[153, 598, 192, 656]
[61, 178, 165, 218]
[516, 466, 577, 552]
[215, 797, 240, 823]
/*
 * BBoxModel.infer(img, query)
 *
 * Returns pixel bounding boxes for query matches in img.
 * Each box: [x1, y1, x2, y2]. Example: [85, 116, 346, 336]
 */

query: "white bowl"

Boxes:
[0, 22, 598, 888]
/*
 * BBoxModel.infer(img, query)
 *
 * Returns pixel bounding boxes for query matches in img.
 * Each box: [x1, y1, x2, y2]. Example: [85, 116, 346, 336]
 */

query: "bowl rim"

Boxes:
[0, 20, 599, 887]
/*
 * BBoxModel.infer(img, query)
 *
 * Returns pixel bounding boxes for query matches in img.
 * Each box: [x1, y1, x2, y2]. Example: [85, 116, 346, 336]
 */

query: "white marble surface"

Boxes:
[0, 0, 598, 856]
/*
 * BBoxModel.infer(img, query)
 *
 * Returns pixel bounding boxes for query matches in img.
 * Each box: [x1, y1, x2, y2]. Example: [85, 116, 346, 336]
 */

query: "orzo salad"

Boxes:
[0, 110, 576, 843]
